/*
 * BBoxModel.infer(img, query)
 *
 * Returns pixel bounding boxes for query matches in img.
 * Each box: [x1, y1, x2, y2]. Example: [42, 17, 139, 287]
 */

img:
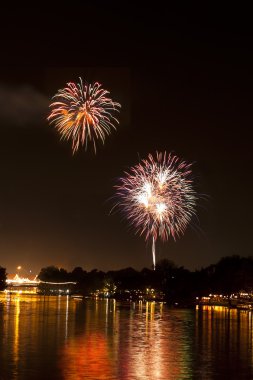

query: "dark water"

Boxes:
[0, 295, 253, 379]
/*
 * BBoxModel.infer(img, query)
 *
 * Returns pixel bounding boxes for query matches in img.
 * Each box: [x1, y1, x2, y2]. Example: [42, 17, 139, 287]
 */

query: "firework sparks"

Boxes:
[115, 152, 197, 269]
[48, 78, 121, 153]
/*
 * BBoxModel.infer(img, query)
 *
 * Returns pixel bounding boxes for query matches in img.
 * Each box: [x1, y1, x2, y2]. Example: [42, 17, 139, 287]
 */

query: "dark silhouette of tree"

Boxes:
[85, 269, 105, 293]
[38, 266, 69, 282]
[209, 255, 253, 294]
[0, 266, 7, 290]
[70, 267, 87, 282]
[108, 267, 142, 291]
[36, 255, 253, 304]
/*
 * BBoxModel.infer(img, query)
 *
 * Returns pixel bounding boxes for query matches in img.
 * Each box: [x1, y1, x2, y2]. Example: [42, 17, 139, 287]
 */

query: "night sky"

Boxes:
[0, 4, 252, 274]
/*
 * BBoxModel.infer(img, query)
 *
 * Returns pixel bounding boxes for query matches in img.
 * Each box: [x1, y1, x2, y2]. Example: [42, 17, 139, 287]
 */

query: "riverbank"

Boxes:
[196, 292, 253, 310]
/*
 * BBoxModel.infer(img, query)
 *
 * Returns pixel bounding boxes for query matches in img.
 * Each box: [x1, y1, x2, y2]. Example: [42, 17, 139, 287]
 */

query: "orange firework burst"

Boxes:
[48, 78, 121, 153]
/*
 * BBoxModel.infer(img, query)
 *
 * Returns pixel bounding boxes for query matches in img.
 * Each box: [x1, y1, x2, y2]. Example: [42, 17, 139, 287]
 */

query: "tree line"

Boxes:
[38, 255, 253, 304]
[1, 256, 253, 305]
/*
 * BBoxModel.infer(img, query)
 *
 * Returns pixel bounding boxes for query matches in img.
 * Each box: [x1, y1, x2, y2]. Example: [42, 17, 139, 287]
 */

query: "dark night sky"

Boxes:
[0, 3, 252, 273]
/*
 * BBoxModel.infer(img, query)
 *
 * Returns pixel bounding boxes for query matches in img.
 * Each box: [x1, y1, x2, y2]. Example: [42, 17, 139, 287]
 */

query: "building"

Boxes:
[6, 273, 39, 294]
[6, 274, 76, 295]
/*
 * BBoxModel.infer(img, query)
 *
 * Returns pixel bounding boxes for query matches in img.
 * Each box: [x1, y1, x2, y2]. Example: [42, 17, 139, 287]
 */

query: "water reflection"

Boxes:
[60, 300, 194, 379]
[0, 295, 253, 379]
[195, 305, 253, 379]
[13, 296, 20, 375]
[119, 301, 188, 379]
[60, 299, 118, 379]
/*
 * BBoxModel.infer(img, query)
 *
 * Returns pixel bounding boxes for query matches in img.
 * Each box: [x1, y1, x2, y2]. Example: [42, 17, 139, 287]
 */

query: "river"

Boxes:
[0, 295, 252, 379]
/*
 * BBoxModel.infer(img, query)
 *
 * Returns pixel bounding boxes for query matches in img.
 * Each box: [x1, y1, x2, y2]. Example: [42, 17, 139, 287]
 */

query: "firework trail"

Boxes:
[115, 152, 197, 269]
[48, 78, 121, 153]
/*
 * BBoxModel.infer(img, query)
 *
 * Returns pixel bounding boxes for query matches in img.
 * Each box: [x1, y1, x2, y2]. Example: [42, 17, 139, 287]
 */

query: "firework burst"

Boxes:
[115, 152, 197, 269]
[48, 78, 121, 153]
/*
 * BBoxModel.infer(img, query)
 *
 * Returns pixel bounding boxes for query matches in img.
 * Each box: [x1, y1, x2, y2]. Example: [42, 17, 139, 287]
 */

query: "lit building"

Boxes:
[6, 273, 39, 294]
[5, 274, 76, 295]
